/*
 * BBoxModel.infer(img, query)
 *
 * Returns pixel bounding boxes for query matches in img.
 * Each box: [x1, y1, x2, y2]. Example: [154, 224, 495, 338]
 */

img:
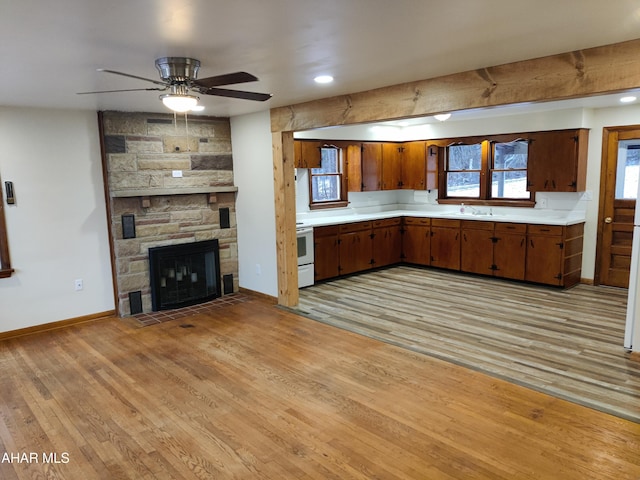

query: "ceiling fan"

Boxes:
[78, 57, 272, 112]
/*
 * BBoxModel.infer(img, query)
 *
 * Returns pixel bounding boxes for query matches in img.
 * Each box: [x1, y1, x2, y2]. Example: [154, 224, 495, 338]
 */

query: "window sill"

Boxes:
[438, 198, 536, 208]
[309, 200, 349, 210]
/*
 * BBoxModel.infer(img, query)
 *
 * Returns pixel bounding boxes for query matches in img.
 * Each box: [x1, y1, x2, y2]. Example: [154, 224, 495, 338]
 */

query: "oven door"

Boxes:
[296, 227, 314, 266]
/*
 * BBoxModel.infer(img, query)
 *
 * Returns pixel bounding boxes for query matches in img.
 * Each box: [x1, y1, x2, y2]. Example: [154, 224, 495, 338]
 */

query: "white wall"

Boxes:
[230, 110, 278, 298]
[0, 107, 114, 332]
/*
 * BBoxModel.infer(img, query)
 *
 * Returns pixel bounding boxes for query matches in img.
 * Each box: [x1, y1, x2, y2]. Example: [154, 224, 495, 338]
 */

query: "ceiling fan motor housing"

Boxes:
[155, 57, 200, 83]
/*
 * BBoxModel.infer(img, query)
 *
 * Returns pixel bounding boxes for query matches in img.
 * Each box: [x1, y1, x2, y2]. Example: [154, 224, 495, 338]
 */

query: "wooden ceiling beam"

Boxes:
[271, 38, 640, 133]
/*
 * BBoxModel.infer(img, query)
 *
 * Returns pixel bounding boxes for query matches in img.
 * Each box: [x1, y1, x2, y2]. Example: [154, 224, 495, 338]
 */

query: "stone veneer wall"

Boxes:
[101, 111, 239, 316]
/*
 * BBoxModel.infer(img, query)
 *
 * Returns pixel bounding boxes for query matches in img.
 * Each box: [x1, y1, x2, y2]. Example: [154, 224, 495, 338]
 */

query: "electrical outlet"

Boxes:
[538, 197, 548, 208]
[74, 278, 83, 291]
[256, 264, 261, 275]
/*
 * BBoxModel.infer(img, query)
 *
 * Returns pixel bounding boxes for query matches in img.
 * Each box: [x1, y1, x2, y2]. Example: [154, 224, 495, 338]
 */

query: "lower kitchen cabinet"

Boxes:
[461, 221, 495, 275]
[313, 225, 340, 281]
[372, 218, 402, 267]
[493, 223, 526, 281]
[430, 219, 461, 270]
[339, 221, 373, 275]
[313, 216, 584, 289]
[525, 223, 583, 287]
[402, 217, 431, 265]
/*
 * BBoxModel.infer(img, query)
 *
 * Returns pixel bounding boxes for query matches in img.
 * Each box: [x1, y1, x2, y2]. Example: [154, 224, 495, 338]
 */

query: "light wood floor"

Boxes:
[0, 297, 639, 479]
[297, 266, 640, 423]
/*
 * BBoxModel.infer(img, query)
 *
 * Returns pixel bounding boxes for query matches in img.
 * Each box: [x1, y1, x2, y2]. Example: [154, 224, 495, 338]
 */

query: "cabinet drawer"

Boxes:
[495, 222, 527, 234]
[373, 218, 401, 228]
[528, 224, 563, 236]
[403, 217, 430, 226]
[314, 225, 339, 237]
[431, 218, 460, 228]
[461, 220, 494, 231]
[339, 221, 372, 234]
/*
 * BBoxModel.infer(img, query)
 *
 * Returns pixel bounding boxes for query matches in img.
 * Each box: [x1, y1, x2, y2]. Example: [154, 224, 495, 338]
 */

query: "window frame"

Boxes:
[438, 134, 535, 207]
[0, 187, 13, 278]
[308, 144, 348, 210]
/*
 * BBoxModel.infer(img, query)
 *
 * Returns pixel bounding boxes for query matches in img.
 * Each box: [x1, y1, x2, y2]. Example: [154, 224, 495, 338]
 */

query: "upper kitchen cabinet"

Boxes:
[382, 143, 403, 189]
[361, 143, 383, 191]
[294, 140, 322, 169]
[527, 129, 589, 192]
[402, 141, 427, 190]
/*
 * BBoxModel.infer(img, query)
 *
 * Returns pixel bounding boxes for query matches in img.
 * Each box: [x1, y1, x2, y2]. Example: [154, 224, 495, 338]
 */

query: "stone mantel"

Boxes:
[111, 186, 238, 198]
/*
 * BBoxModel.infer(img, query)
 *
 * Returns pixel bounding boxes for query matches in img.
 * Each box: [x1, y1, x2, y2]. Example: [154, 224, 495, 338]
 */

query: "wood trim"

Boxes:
[97, 112, 120, 316]
[0, 310, 115, 341]
[271, 38, 640, 132]
[239, 287, 278, 304]
[0, 174, 12, 277]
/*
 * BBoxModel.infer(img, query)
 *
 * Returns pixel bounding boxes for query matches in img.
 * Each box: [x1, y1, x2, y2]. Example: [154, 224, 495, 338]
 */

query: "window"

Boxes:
[309, 146, 348, 209]
[441, 137, 532, 204]
[615, 140, 640, 199]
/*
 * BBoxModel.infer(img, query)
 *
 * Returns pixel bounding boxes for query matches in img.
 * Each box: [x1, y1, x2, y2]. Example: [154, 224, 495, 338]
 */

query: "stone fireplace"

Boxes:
[100, 111, 239, 316]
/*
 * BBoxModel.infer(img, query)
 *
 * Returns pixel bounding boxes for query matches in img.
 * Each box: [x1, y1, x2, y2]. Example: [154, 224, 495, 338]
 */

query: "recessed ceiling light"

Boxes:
[314, 75, 334, 84]
[434, 113, 451, 121]
[620, 96, 637, 103]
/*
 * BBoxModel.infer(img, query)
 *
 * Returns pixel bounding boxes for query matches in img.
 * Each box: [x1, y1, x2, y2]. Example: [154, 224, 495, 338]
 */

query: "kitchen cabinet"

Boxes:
[525, 223, 584, 287]
[402, 141, 427, 190]
[430, 219, 461, 270]
[372, 218, 402, 267]
[493, 223, 526, 281]
[527, 129, 589, 192]
[294, 140, 322, 169]
[314, 225, 340, 281]
[425, 144, 439, 191]
[461, 221, 494, 275]
[402, 217, 431, 265]
[339, 221, 373, 275]
[382, 143, 403, 190]
[361, 143, 382, 191]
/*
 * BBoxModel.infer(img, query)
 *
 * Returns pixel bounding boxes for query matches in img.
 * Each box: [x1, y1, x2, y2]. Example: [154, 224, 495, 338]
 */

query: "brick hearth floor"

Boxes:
[133, 293, 251, 326]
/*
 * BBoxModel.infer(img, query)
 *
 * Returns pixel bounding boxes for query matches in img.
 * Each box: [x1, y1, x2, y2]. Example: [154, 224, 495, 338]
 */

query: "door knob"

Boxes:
[604, 217, 613, 224]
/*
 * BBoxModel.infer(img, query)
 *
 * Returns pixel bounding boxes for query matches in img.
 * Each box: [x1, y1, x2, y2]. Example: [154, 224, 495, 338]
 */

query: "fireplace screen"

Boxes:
[148, 239, 221, 311]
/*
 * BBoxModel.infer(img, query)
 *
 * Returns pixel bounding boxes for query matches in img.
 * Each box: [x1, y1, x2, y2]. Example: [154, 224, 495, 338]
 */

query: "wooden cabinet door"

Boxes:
[346, 143, 363, 192]
[314, 226, 340, 281]
[527, 129, 588, 192]
[525, 232, 563, 285]
[361, 143, 382, 191]
[493, 223, 526, 280]
[339, 222, 373, 275]
[372, 219, 402, 267]
[425, 144, 439, 191]
[461, 222, 494, 275]
[294, 140, 322, 168]
[430, 220, 461, 270]
[402, 141, 426, 190]
[402, 218, 430, 265]
[381, 143, 402, 190]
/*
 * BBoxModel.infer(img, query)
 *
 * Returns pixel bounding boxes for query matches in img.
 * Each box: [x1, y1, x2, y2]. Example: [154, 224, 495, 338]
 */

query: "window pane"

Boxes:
[311, 148, 339, 174]
[447, 172, 480, 197]
[615, 141, 640, 199]
[448, 144, 481, 170]
[311, 175, 340, 202]
[491, 171, 528, 198]
[494, 140, 528, 169]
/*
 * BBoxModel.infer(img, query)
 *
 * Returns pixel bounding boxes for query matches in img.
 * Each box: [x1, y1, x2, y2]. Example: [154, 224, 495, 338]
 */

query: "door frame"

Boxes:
[594, 125, 640, 286]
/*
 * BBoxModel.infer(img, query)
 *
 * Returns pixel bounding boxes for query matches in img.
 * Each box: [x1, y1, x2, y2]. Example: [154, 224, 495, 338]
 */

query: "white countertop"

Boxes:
[296, 208, 585, 228]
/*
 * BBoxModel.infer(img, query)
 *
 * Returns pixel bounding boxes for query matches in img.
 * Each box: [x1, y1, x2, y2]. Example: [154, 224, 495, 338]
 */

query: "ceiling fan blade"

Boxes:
[193, 71, 259, 88]
[98, 68, 168, 86]
[77, 87, 167, 95]
[201, 87, 272, 102]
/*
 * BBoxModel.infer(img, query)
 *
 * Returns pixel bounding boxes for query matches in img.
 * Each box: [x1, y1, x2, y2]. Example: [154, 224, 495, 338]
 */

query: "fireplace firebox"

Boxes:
[148, 239, 221, 311]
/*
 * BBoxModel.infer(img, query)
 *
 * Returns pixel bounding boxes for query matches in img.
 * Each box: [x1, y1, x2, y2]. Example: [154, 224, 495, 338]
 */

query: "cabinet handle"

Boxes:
[604, 217, 613, 224]
[530, 239, 535, 248]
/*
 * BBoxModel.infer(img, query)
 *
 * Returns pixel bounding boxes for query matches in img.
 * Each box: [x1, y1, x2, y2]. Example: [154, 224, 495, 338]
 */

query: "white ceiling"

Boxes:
[3, 0, 640, 119]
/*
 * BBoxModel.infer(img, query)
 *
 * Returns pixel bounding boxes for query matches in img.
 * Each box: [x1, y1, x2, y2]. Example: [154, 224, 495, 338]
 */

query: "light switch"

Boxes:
[172, 170, 183, 178]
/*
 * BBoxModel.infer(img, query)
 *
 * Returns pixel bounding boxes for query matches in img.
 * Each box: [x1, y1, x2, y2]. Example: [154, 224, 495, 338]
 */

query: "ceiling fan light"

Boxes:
[160, 94, 199, 112]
